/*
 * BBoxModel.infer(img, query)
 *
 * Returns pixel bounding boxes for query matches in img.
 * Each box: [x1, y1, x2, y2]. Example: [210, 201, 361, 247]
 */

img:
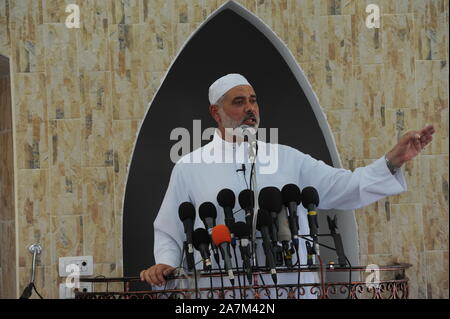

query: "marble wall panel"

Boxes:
[0, 132, 15, 221]
[425, 250, 449, 299]
[413, 0, 448, 61]
[382, 14, 416, 109]
[80, 71, 113, 167]
[78, 0, 111, 73]
[17, 169, 51, 268]
[9, 0, 45, 73]
[352, 0, 383, 65]
[2, 0, 448, 299]
[0, 0, 11, 57]
[14, 83, 49, 169]
[111, 0, 143, 25]
[0, 221, 16, 298]
[416, 60, 449, 156]
[82, 167, 116, 264]
[45, 34, 80, 120]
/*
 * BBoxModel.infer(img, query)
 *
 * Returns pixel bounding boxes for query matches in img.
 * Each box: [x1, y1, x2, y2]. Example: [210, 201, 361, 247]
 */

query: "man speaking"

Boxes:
[140, 74, 435, 296]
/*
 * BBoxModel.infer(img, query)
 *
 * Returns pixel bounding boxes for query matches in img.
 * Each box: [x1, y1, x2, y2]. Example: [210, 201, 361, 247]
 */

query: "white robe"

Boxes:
[153, 130, 407, 298]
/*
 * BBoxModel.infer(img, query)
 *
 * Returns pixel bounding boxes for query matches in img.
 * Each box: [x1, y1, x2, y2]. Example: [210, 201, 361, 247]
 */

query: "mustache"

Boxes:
[242, 113, 257, 123]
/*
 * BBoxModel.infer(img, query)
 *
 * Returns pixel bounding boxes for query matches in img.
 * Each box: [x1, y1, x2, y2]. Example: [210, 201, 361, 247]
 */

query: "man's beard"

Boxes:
[218, 108, 260, 131]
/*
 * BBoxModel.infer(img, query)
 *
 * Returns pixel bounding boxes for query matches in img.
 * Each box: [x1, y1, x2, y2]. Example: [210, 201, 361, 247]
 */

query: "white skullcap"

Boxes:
[208, 73, 251, 105]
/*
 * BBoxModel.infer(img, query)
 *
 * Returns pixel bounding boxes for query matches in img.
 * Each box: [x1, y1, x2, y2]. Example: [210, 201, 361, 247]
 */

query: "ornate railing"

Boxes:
[75, 263, 411, 299]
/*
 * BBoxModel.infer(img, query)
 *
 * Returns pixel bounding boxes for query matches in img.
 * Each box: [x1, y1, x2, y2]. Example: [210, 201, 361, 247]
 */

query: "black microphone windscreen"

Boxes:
[301, 186, 320, 208]
[256, 209, 272, 231]
[281, 184, 302, 205]
[258, 186, 282, 212]
[238, 189, 254, 210]
[217, 188, 236, 208]
[178, 202, 196, 221]
[199, 202, 217, 220]
[192, 228, 211, 249]
[232, 221, 251, 238]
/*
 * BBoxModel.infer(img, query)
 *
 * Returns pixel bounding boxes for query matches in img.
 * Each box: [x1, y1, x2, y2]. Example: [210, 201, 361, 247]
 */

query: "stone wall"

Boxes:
[0, 0, 448, 298]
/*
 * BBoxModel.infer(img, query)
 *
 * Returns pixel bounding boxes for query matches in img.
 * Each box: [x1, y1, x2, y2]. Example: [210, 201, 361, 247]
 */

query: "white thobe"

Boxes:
[153, 130, 407, 298]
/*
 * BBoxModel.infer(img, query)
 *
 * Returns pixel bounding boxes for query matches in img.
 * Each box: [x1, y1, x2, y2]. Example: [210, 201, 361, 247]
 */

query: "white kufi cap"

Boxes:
[208, 73, 251, 105]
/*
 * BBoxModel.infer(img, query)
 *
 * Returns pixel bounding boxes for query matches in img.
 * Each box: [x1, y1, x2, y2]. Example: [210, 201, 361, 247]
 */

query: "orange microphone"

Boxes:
[211, 224, 234, 284]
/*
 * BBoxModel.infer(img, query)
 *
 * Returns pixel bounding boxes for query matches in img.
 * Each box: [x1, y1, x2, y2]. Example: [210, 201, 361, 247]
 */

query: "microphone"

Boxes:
[327, 215, 347, 267]
[211, 225, 235, 284]
[199, 202, 220, 265]
[232, 221, 253, 284]
[258, 187, 284, 266]
[302, 186, 320, 256]
[281, 184, 302, 250]
[238, 189, 255, 228]
[178, 202, 196, 270]
[192, 228, 212, 270]
[276, 207, 294, 268]
[199, 202, 217, 233]
[256, 209, 278, 284]
[217, 189, 236, 233]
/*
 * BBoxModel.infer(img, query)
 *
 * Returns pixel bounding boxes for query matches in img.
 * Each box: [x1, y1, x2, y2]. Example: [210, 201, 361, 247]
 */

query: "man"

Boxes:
[140, 74, 435, 294]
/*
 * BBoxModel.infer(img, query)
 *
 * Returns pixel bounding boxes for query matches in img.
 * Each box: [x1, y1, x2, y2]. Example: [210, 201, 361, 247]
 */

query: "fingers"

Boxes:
[140, 264, 175, 287]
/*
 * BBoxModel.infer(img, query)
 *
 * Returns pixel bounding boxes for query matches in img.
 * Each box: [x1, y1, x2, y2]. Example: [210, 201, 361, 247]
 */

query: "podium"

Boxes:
[75, 263, 411, 299]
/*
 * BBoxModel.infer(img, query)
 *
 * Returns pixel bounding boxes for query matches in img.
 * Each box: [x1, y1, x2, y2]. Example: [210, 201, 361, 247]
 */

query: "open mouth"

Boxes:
[243, 117, 257, 126]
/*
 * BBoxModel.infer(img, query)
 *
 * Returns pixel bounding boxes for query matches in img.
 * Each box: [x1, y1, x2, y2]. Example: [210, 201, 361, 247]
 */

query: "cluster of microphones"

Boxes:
[178, 184, 345, 286]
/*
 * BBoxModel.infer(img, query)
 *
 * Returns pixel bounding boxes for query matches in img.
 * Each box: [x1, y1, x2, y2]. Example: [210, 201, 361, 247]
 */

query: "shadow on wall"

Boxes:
[122, 8, 335, 290]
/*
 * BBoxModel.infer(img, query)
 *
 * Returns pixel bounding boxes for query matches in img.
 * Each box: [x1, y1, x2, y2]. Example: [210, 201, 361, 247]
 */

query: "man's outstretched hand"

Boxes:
[140, 264, 176, 287]
[387, 124, 435, 168]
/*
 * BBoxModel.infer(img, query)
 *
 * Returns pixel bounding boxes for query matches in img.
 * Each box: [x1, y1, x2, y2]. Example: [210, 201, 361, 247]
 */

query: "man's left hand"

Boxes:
[387, 124, 435, 168]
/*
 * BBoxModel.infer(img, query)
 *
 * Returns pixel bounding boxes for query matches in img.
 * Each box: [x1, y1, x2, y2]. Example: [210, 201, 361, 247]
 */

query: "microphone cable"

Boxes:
[299, 235, 353, 299]
[231, 245, 243, 299]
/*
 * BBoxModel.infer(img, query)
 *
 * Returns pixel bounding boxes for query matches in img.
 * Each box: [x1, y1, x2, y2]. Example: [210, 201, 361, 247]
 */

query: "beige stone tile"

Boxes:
[288, 13, 321, 63]
[111, 0, 143, 25]
[80, 71, 113, 167]
[352, 0, 383, 65]
[48, 119, 83, 215]
[173, 22, 201, 56]
[18, 266, 58, 299]
[0, 221, 17, 298]
[14, 82, 49, 170]
[111, 69, 145, 120]
[174, 0, 205, 23]
[382, 14, 416, 109]
[413, 0, 448, 60]
[45, 43, 81, 120]
[0, 0, 11, 58]
[289, 0, 323, 17]
[43, 0, 82, 23]
[320, 0, 356, 15]
[0, 132, 15, 221]
[319, 15, 353, 65]
[390, 204, 425, 255]
[271, 0, 290, 46]
[143, 0, 175, 23]
[319, 60, 353, 110]
[82, 167, 116, 264]
[109, 24, 146, 73]
[9, 0, 45, 73]
[256, 0, 273, 29]
[112, 120, 140, 217]
[425, 250, 449, 299]
[143, 71, 164, 108]
[422, 205, 449, 251]
[298, 62, 323, 105]
[51, 215, 83, 261]
[420, 155, 449, 217]
[0, 77, 12, 133]
[416, 60, 448, 156]
[78, 0, 111, 73]
[17, 169, 51, 268]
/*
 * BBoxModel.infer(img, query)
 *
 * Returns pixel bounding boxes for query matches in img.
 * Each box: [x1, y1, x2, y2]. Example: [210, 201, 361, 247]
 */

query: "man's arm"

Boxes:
[141, 163, 191, 286]
[297, 125, 435, 210]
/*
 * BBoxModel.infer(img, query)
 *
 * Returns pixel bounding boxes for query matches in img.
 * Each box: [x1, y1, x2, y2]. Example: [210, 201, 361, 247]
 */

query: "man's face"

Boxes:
[211, 85, 260, 131]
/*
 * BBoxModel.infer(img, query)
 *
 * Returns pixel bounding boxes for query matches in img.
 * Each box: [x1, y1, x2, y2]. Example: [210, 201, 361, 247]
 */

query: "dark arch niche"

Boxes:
[123, 1, 359, 294]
